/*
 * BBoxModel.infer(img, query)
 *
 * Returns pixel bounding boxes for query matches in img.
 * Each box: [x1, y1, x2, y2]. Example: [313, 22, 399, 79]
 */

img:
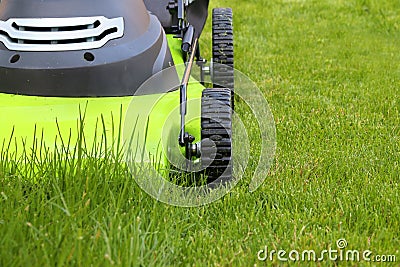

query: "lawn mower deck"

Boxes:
[0, 0, 234, 183]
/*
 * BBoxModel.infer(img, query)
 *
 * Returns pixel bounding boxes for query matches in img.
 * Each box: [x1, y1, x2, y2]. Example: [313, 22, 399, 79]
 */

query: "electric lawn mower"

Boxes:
[0, 0, 234, 184]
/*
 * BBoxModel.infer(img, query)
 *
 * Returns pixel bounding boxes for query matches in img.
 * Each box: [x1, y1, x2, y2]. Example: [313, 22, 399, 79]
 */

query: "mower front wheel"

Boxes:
[201, 88, 233, 184]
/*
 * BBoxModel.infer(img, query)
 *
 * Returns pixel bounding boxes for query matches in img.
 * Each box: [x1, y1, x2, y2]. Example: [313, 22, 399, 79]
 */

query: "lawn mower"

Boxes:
[0, 0, 234, 184]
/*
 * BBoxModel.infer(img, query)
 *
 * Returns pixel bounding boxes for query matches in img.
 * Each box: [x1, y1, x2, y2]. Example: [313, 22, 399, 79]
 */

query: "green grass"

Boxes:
[1, 0, 399, 265]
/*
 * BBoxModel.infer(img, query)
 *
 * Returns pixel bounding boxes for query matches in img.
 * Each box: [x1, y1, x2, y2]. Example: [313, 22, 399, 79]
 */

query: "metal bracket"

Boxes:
[178, 37, 200, 160]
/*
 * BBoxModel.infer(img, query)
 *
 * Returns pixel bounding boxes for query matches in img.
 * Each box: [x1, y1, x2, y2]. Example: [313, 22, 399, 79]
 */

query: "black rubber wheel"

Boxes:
[212, 8, 234, 106]
[201, 88, 233, 184]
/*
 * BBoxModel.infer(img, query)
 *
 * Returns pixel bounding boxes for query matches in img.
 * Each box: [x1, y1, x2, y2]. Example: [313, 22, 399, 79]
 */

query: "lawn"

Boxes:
[1, 0, 399, 266]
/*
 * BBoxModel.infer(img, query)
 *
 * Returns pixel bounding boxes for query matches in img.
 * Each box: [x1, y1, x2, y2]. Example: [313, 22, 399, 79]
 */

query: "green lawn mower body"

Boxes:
[0, 0, 234, 183]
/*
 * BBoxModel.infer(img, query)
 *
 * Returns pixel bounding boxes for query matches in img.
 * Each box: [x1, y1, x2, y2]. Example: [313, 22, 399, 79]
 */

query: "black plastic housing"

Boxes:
[0, 0, 175, 96]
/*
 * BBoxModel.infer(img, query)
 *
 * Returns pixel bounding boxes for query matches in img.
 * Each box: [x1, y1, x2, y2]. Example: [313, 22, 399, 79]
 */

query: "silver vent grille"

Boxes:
[0, 16, 124, 51]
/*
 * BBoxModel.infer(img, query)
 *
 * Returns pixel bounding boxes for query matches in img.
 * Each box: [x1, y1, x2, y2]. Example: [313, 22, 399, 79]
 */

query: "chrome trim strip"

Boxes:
[0, 16, 124, 51]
